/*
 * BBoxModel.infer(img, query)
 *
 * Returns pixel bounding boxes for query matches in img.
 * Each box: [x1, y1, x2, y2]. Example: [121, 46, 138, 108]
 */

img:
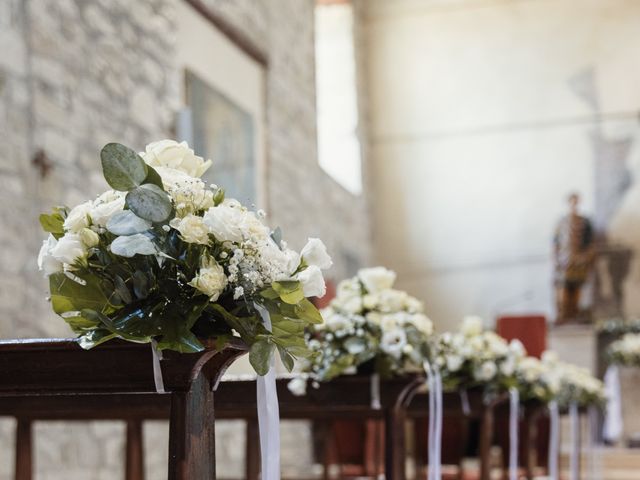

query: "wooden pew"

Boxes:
[0, 338, 245, 480]
[0, 347, 424, 480]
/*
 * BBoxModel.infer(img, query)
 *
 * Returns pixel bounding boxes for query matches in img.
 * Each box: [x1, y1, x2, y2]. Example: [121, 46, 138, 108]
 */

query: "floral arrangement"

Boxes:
[432, 316, 526, 393]
[301, 267, 434, 382]
[539, 351, 606, 408]
[608, 333, 640, 367]
[37, 140, 332, 374]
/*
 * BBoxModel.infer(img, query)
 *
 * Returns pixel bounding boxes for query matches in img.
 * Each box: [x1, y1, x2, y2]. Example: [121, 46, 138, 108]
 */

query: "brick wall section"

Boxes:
[0, 0, 371, 477]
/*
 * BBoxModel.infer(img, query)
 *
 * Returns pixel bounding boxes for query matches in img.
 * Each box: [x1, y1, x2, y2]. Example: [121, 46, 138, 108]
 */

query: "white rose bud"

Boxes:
[295, 265, 326, 298]
[301, 238, 332, 270]
[79, 228, 100, 248]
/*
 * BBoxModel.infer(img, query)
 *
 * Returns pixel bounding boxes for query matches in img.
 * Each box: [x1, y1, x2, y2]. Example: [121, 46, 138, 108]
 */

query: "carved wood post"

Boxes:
[385, 407, 406, 480]
[15, 419, 32, 480]
[126, 420, 145, 480]
[168, 371, 216, 479]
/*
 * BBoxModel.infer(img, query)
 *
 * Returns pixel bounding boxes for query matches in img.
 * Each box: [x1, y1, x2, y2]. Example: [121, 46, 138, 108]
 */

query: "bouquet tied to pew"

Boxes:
[608, 332, 640, 367]
[37, 140, 331, 374]
[431, 316, 528, 395]
[289, 267, 433, 394]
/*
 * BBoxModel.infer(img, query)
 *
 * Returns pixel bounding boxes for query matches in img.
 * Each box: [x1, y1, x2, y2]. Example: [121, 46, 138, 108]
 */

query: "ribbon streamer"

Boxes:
[370, 373, 382, 410]
[254, 303, 281, 480]
[548, 400, 560, 480]
[150, 340, 165, 393]
[423, 362, 443, 480]
[603, 365, 622, 443]
[508, 387, 519, 480]
[569, 402, 579, 480]
[460, 389, 471, 416]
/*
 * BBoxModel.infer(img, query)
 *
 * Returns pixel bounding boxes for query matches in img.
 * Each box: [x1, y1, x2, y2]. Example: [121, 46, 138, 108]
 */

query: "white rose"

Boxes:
[342, 295, 363, 314]
[411, 313, 433, 336]
[141, 140, 212, 178]
[362, 294, 378, 310]
[64, 201, 92, 232]
[358, 266, 396, 294]
[377, 289, 408, 312]
[51, 233, 86, 266]
[446, 355, 464, 372]
[90, 191, 126, 226]
[509, 339, 526, 358]
[301, 238, 332, 270]
[170, 214, 210, 245]
[380, 328, 407, 359]
[405, 296, 424, 313]
[295, 265, 326, 298]
[37, 235, 63, 276]
[189, 258, 227, 301]
[324, 312, 353, 331]
[155, 167, 214, 214]
[381, 314, 400, 332]
[461, 315, 484, 337]
[474, 361, 497, 381]
[259, 238, 300, 278]
[287, 377, 307, 396]
[500, 357, 516, 377]
[203, 200, 269, 244]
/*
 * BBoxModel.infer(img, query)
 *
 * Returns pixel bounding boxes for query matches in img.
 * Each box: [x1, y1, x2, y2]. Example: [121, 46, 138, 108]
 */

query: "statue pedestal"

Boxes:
[548, 324, 597, 373]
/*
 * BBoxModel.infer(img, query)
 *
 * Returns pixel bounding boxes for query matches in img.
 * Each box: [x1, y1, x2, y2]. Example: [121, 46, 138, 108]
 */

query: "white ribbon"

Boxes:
[460, 389, 471, 416]
[371, 373, 382, 410]
[508, 387, 519, 480]
[569, 402, 579, 480]
[548, 400, 560, 480]
[603, 365, 622, 443]
[254, 303, 281, 480]
[150, 340, 165, 393]
[423, 362, 442, 480]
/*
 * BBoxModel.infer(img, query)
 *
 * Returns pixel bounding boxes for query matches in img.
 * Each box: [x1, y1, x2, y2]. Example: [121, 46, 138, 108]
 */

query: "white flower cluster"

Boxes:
[306, 267, 433, 381]
[608, 333, 640, 367]
[434, 316, 525, 384]
[39, 140, 332, 304]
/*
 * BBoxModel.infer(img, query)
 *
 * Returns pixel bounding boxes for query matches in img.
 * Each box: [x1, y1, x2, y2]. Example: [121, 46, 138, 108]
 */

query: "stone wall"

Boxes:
[0, 0, 371, 477]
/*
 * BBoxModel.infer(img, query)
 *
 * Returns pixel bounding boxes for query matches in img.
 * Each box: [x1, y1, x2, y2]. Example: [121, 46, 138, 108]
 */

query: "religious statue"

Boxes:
[553, 193, 596, 324]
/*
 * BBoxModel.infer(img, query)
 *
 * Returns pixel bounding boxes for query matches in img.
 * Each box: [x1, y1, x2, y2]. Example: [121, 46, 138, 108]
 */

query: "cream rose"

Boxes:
[141, 140, 212, 178]
[358, 266, 396, 294]
[189, 258, 227, 301]
[170, 214, 210, 245]
[90, 191, 126, 226]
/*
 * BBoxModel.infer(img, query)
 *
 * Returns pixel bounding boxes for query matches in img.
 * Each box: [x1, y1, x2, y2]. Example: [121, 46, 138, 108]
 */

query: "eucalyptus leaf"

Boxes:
[276, 345, 295, 372]
[110, 233, 156, 257]
[143, 165, 164, 189]
[249, 339, 274, 376]
[100, 143, 148, 191]
[270, 227, 283, 249]
[132, 270, 150, 299]
[113, 275, 133, 304]
[106, 210, 152, 236]
[126, 184, 173, 223]
[294, 298, 323, 324]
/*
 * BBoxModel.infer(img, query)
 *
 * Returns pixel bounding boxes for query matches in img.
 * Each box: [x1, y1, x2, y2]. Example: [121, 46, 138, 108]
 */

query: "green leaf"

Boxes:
[132, 270, 150, 299]
[271, 227, 283, 249]
[106, 210, 152, 236]
[143, 165, 164, 189]
[277, 345, 295, 372]
[157, 329, 204, 353]
[126, 184, 173, 223]
[77, 329, 117, 349]
[249, 338, 274, 376]
[49, 272, 110, 315]
[272, 280, 304, 305]
[294, 298, 323, 324]
[259, 287, 280, 300]
[39, 212, 65, 236]
[100, 143, 148, 191]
